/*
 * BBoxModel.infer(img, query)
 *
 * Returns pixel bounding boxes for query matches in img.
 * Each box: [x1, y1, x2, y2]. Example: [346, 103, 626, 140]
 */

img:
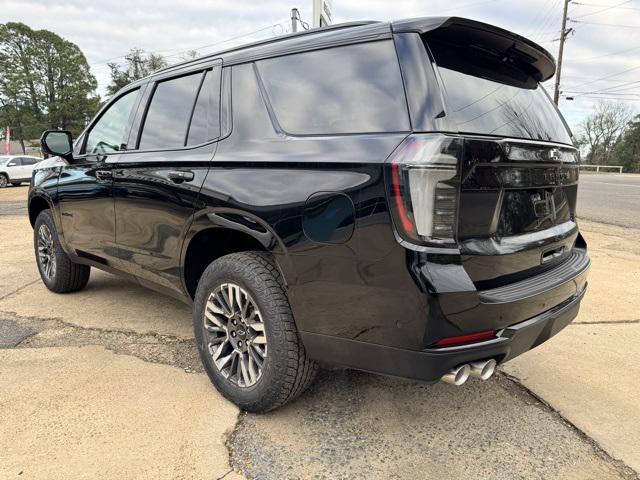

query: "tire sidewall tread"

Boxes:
[193, 251, 317, 413]
[34, 209, 90, 293]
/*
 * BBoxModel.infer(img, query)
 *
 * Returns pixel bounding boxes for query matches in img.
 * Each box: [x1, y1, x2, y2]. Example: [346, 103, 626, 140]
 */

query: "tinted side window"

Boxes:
[7, 158, 22, 166]
[85, 89, 139, 155]
[139, 72, 203, 150]
[22, 158, 38, 165]
[187, 69, 221, 145]
[256, 41, 410, 135]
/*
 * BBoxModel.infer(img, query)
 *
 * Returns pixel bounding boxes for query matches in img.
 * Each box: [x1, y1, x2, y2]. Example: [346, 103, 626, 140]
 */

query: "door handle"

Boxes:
[168, 170, 195, 183]
[95, 169, 112, 181]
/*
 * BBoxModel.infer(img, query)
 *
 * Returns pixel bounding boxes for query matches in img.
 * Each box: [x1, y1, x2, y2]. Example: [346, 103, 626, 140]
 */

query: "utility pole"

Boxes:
[291, 8, 299, 33]
[553, 0, 572, 105]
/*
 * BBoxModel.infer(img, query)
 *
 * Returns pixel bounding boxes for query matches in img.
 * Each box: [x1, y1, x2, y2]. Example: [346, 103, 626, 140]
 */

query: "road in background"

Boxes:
[578, 174, 640, 229]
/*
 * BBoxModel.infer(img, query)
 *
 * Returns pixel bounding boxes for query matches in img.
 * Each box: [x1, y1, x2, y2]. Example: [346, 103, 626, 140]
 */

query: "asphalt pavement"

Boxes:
[577, 174, 640, 229]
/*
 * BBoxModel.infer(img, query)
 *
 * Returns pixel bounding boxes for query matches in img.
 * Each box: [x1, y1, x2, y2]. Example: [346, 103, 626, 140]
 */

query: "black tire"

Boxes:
[194, 252, 317, 413]
[11, 182, 21, 186]
[34, 209, 91, 293]
[0, 174, 7, 188]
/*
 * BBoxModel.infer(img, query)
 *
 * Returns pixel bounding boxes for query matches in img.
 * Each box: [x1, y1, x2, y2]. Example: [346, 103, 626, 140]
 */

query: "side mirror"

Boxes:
[40, 130, 73, 161]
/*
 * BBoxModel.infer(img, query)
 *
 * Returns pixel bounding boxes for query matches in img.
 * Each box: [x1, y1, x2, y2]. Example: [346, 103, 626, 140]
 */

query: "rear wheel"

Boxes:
[193, 252, 317, 412]
[0, 174, 7, 188]
[34, 209, 91, 293]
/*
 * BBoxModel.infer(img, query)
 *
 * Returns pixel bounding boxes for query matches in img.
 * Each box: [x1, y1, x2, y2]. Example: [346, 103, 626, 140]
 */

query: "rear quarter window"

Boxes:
[256, 41, 410, 135]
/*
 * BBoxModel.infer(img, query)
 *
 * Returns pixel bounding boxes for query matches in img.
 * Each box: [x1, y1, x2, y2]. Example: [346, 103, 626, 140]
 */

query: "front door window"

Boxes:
[85, 89, 139, 155]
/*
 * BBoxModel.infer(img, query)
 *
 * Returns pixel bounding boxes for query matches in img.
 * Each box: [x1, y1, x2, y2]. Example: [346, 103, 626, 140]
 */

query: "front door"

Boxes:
[113, 62, 222, 294]
[58, 87, 142, 265]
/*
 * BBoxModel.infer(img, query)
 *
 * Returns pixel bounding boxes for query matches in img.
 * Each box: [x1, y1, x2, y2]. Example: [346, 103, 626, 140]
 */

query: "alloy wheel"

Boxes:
[204, 283, 267, 387]
[0, 176, 7, 188]
[37, 224, 57, 280]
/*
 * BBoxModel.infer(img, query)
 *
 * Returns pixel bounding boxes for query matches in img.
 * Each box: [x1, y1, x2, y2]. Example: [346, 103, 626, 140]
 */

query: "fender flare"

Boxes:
[180, 207, 297, 288]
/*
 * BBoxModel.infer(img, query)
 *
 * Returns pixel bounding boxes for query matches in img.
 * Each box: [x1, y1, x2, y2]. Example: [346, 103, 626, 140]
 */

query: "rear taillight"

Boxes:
[386, 134, 463, 247]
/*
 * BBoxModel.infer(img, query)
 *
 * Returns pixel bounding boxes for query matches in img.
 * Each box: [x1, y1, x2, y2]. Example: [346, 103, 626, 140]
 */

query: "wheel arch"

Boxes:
[181, 208, 295, 299]
[28, 194, 53, 227]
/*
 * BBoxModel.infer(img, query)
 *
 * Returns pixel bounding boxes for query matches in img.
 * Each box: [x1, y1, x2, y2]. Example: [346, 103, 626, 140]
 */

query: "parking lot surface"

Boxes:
[1, 183, 639, 479]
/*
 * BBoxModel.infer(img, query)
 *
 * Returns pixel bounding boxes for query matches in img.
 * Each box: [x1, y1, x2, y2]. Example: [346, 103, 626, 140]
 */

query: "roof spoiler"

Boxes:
[391, 17, 556, 82]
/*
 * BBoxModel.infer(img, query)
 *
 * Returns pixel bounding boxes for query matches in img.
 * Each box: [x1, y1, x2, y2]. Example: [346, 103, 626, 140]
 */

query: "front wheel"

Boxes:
[34, 209, 91, 293]
[193, 252, 317, 413]
[0, 174, 7, 188]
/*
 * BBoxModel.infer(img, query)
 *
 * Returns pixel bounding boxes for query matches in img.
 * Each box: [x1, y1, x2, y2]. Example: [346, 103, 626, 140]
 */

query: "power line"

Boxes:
[89, 20, 288, 68]
[569, 19, 640, 27]
[571, 0, 633, 18]
[568, 65, 640, 90]
[569, 45, 640, 62]
[564, 94, 640, 101]
[572, 1, 640, 11]
[529, 0, 563, 38]
[564, 81, 640, 94]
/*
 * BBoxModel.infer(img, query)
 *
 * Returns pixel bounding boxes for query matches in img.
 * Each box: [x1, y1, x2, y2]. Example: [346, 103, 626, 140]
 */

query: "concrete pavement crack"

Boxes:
[501, 371, 639, 479]
[0, 279, 41, 302]
[0, 310, 203, 373]
[214, 468, 234, 480]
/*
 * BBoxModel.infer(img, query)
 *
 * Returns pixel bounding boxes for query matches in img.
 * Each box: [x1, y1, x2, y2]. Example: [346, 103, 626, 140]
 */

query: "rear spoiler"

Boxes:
[391, 17, 556, 82]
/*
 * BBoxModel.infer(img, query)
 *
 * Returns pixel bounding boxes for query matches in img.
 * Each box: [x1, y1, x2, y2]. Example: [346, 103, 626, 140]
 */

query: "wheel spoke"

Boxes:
[212, 339, 228, 361]
[239, 356, 250, 386]
[206, 301, 226, 315]
[204, 282, 267, 388]
[204, 308, 225, 329]
[218, 289, 233, 316]
[247, 322, 264, 332]
[216, 352, 234, 370]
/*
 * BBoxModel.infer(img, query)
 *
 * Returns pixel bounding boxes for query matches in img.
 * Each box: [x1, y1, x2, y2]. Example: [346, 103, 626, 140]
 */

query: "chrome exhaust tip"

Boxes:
[441, 364, 471, 386]
[469, 359, 497, 381]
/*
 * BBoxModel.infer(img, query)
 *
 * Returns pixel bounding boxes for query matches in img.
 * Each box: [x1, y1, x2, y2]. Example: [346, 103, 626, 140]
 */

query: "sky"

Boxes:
[2, 0, 639, 133]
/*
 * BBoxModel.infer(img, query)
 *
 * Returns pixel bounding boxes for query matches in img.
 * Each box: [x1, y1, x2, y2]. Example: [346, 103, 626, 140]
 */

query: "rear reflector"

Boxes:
[435, 331, 496, 347]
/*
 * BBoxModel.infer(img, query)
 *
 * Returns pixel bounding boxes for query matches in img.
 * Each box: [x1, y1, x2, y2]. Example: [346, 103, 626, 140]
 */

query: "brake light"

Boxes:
[435, 331, 496, 347]
[386, 134, 462, 246]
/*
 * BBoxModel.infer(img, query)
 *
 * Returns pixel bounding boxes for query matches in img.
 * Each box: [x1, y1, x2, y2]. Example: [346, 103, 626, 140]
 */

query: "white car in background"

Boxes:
[0, 155, 43, 188]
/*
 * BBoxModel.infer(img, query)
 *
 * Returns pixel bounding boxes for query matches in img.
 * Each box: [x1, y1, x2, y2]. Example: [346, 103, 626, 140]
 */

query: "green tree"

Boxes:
[612, 115, 640, 173]
[0, 22, 100, 149]
[106, 48, 168, 95]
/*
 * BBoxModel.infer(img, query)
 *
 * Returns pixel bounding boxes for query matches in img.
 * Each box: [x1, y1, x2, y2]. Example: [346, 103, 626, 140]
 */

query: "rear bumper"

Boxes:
[301, 284, 586, 383]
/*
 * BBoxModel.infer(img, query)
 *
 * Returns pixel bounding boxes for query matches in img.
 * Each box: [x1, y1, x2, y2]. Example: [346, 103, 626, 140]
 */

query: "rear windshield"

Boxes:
[427, 39, 572, 145]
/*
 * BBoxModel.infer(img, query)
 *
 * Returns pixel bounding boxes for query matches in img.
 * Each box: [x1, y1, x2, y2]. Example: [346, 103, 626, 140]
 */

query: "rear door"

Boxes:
[113, 61, 222, 295]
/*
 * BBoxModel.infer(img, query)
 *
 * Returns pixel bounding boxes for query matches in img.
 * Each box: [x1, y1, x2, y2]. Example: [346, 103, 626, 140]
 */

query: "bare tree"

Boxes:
[106, 48, 168, 95]
[577, 101, 633, 164]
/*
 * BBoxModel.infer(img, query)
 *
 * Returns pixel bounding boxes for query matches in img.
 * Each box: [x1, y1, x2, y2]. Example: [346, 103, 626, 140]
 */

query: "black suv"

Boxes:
[30, 17, 589, 412]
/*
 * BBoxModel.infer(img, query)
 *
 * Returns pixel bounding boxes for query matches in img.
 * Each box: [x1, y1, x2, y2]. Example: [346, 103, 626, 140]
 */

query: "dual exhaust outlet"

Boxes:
[441, 359, 497, 386]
